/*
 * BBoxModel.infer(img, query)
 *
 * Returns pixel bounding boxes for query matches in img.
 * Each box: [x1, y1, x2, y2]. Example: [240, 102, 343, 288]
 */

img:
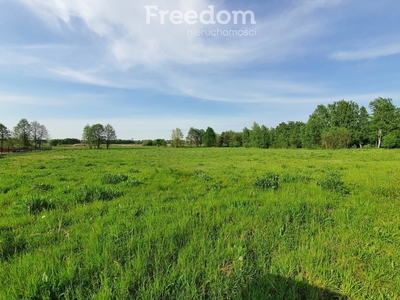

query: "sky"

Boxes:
[1, 0, 400, 140]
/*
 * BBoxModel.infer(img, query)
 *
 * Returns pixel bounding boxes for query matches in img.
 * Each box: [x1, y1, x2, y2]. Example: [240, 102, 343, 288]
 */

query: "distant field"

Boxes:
[0, 148, 399, 299]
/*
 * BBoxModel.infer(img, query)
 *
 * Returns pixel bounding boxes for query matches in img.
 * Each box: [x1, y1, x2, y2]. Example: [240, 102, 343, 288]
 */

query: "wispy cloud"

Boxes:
[14, 0, 348, 94]
[330, 42, 400, 61]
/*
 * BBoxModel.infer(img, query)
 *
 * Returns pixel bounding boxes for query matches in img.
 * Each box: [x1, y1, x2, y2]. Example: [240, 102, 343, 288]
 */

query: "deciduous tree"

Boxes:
[203, 127, 216, 147]
[104, 124, 117, 149]
[369, 97, 400, 148]
[0, 123, 10, 149]
[171, 128, 184, 148]
[13, 118, 31, 147]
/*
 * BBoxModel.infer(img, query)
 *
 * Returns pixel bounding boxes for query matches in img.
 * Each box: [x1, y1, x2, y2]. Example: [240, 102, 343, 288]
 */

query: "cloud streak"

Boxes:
[330, 42, 400, 61]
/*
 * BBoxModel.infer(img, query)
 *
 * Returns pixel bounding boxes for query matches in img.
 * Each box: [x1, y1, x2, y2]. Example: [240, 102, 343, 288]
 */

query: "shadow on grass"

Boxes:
[241, 274, 347, 300]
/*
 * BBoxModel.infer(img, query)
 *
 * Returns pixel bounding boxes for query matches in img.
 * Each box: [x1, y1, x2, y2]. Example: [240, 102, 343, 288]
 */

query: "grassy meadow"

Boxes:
[0, 147, 399, 299]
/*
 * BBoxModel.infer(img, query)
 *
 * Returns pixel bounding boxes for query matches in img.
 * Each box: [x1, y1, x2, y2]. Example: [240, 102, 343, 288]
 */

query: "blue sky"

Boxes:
[1, 0, 400, 140]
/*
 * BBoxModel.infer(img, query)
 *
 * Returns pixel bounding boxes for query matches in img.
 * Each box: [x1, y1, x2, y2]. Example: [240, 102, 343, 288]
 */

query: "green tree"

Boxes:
[382, 130, 400, 149]
[91, 124, 105, 149]
[203, 127, 216, 147]
[13, 118, 31, 147]
[251, 122, 264, 148]
[328, 100, 365, 147]
[0, 123, 11, 149]
[104, 124, 117, 149]
[242, 127, 251, 148]
[369, 97, 400, 148]
[186, 127, 203, 147]
[260, 125, 270, 149]
[171, 128, 184, 148]
[31, 121, 49, 148]
[302, 105, 330, 148]
[82, 124, 104, 149]
[355, 106, 370, 148]
[321, 127, 351, 149]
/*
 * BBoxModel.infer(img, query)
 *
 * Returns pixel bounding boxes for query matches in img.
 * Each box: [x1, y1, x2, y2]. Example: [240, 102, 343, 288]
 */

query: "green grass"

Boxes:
[0, 148, 399, 299]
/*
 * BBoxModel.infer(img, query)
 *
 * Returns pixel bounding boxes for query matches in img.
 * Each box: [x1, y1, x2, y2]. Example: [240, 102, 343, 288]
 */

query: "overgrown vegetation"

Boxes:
[0, 147, 399, 299]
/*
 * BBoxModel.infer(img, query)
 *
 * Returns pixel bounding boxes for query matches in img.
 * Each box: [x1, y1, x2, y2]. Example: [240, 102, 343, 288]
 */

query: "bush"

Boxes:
[101, 173, 128, 184]
[254, 173, 279, 190]
[143, 140, 154, 146]
[382, 131, 400, 149]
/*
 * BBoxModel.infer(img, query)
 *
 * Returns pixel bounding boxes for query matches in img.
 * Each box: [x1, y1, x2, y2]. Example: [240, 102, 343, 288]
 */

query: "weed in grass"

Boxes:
[32, 183, 53, 192]
[122, 178, 141, 188]
[194, 170, 212, 181]
[0, 229, 27, 260]
[207, 180, 225, 191]
[317, 172, 349, 195]
[72, 185, 122, 204]
[101, 173, 128, 184]
[280, 173, 310, 183]
[254, 172, 279, 190]
[14, 195, 55, 214]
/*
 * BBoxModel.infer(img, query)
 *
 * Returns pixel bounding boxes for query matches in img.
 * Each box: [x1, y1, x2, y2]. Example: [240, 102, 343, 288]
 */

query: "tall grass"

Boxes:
[0, 148, 399, 299]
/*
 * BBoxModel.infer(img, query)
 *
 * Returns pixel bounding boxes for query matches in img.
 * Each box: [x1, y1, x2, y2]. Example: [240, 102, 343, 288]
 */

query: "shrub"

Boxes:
[101, 173, 128, 184]
[254, 173, 279, 190]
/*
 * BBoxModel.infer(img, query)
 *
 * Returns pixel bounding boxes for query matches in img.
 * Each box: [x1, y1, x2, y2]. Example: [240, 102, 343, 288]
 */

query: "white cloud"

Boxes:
[330, 42, 400, 61]
[10, 0, 351, 105]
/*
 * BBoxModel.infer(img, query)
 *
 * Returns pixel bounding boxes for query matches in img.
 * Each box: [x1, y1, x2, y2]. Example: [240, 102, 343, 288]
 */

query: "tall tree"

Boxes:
[203, 127, 216, 147]
[328, 100, 360, 146]
[171, 128, 184, 148]
[31, 121, 49, 148]
[0, 123, 11, 149]
[251, 122, 264, 148]
[13, 118, 31, 147]
[302, 105, 330, 148]
[242, 127, 251, 148]
[186, 127, 203, 147]
[82, 124, 95, 148]
[91, 124, 105, 149]
[369, 97, 399, 148]
[260, 125, 270, 149]
[104, 124, 117, 149]
[355, 106, 370, 148]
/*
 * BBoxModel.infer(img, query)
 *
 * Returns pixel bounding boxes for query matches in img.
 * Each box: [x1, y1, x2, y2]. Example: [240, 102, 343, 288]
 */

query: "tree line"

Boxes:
[0, 119, 50, 149]
[169, 97, 400, 149]
[3, 97, 399, 150]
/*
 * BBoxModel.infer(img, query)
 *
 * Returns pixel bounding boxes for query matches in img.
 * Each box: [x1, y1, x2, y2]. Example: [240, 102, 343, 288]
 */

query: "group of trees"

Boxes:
[302, 98, 399, 149]
[82, 124, 117, 149]
[3, 97, 398, 151]
[171, 97, 400, 149]
[171, 127, 218, 148]
[0, 119, 50, 148]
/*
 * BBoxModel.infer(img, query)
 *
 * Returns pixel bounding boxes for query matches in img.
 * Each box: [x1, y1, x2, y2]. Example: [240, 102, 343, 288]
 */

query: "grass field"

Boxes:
[0, 147, 399, 299]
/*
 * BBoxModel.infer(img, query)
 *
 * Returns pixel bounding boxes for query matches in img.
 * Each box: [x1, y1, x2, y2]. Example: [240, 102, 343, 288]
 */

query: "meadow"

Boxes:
[0, 147, 399, 299]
